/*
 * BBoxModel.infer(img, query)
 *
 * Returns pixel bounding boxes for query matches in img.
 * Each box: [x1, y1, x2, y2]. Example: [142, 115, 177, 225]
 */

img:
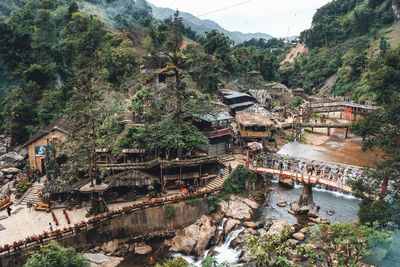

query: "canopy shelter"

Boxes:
[79, 182, 109, 194]
[42, 177, 75, 203]
[236, 112, 275, 140]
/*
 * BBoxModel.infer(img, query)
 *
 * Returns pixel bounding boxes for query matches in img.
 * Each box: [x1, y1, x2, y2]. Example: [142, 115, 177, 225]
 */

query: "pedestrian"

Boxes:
[316, 205, 320, 212]
[6, 206, 12, 216]
[49, 222, 53, 232]
[253, 160, 257, 170]
[219, 168, 224, 178]
[228, 163, 232, 174]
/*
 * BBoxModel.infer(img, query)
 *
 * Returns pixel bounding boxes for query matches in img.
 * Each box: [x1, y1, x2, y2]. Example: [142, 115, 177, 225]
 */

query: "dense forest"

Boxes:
[0, 0, 291, 148]
[281, 0, 400, 99]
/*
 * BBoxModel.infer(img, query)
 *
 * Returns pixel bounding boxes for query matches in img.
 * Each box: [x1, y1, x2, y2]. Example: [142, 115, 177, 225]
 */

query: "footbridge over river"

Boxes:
[248, 155, 364, 214]
[254, 167, 353, 194]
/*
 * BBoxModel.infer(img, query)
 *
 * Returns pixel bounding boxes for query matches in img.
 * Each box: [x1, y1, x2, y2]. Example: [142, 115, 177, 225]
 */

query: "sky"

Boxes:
[146, 0, 331, 37]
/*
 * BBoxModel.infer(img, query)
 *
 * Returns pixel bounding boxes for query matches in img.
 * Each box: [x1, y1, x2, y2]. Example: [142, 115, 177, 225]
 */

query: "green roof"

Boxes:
[194, 113, 233, 122]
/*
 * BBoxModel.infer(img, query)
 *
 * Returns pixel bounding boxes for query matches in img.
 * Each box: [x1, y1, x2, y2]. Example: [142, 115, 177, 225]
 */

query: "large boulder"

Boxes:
[292, 232, 305, 241]
[277, 200, 288, 207]
[101, 240, 119, 255]
[167, 215, 216, 257]
[135, 245, 152, 255]
[267, 220, 290, 236]
[231, 228, 257, 248]
[224, 218, 241, 235]
[279, 177, 294, 189]
[220, 195, 259, 220]
[0, 152, 25, 168]
[244, 221, 257, 229]
[1, 167, 21, 175]
[84, 253, 123, 267]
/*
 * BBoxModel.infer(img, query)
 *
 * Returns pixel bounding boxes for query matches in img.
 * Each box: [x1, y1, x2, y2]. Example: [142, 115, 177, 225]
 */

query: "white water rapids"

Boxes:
[171, 219, 244, 266]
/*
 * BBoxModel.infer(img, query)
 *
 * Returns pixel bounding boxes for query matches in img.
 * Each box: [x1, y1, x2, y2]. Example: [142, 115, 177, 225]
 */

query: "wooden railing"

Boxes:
[201, 128, 232, 139]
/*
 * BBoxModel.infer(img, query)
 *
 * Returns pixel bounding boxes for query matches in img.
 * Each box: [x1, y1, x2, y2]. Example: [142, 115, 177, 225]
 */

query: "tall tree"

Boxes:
[62, 63, 104, 185]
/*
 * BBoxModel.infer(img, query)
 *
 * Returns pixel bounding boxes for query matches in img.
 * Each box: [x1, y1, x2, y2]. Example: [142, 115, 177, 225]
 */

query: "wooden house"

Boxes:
[236, 112, 275, 141]
[191, 113, 233, 156]
[24, 117, 70, 174]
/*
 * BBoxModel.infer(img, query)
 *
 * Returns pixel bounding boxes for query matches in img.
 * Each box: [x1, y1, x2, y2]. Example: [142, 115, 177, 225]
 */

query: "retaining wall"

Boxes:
[0, 198, 209, 267]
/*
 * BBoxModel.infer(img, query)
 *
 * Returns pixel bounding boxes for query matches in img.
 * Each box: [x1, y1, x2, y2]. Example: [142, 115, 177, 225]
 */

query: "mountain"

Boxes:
[148, 2, 273, 44]
[281, 0, 400, 100]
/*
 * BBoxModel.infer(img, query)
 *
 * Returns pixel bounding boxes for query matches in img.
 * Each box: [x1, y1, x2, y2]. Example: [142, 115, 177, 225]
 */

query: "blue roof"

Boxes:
[194, 113, 233, 122]
[224, 93, 249, 99]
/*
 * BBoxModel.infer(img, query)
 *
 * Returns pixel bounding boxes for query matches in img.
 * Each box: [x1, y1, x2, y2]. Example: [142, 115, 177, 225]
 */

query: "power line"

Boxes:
[197, 0, 255, 17]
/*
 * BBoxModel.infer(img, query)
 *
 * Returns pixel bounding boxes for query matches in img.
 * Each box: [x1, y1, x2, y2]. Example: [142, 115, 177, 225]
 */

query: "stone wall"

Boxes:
[0, 198, 209, 267]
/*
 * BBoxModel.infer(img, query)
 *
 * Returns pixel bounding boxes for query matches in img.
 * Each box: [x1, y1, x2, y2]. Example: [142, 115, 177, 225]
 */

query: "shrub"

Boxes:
[208, 165, 262, 212]
[165, 206, 175, 219]
[185, 199, 197, 206]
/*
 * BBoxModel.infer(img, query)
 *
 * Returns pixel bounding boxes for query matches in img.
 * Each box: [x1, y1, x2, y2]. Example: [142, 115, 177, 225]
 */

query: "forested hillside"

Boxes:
[280, 0, 400, 101]
[0, 0, 290, 146]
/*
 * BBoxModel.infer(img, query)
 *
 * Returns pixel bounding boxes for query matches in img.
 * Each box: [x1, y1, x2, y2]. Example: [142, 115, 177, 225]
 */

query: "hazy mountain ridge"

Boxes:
[148, 2, 273, 43]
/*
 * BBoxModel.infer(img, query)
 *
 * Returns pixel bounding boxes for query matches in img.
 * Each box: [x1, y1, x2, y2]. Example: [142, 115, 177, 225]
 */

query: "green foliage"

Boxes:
[208, 165, 261, 212]
[222, 165, 260, 196]
[165, 205, 175, 219]
[155, 257, 190, 267]
[246, 225, 294, 266]
[200, 257, 229, 267]
[281, 135, 295, 142]
[299, 222, 393, 266]
[185, 199, 197, 206]
[24, 241, 89, 267]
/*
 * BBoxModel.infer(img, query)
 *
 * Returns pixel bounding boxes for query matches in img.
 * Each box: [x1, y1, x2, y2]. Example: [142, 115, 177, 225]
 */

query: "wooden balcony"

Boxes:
[201, 128, 232, 139]
[238, 128, 270, 138]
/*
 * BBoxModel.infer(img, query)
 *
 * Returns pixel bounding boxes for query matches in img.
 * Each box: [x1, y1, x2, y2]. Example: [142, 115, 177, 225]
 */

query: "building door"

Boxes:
[40, 158, 46, 175]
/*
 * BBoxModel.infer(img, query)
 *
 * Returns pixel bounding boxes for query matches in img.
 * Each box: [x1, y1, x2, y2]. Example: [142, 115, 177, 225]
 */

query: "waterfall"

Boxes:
[171, 227, 245, 266]
[218, 218, 227, 230]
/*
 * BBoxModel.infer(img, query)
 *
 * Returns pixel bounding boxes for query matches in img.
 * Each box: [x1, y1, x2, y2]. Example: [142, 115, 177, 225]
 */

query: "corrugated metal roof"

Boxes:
[224, 93, 250, 99]
[194, 113, 233, 122]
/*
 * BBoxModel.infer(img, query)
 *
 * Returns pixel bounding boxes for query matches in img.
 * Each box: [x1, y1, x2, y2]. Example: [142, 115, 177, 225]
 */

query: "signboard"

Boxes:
[34, 145, 47, 157]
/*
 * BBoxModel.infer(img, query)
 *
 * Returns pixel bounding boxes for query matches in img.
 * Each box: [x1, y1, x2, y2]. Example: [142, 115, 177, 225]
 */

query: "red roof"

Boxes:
[24, 117, 70, 146]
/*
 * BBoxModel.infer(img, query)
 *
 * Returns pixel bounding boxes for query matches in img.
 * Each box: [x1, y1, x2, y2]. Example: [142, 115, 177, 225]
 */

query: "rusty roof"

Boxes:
[236, 112, 274, 127]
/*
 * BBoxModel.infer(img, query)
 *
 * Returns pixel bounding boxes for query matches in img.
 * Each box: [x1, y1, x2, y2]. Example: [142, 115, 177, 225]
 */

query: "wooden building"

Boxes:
[236, 112, 275, 141]
[223, 93, 256, 114]
[24, 117, 70, 174]
[191, 114, 233, 156]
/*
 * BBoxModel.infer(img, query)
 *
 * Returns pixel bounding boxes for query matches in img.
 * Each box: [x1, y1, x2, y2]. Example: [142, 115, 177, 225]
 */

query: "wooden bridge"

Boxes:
[301, 101, 377, 121]
[279, 122, 350, 137]
[254, 167, 353, 194]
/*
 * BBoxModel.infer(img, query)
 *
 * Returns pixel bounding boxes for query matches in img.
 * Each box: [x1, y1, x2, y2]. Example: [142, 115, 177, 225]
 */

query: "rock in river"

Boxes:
[224, 218, 241, 235]
[292, 232, 305, 241]
[267, 220, 290, 236]
[167, 215, 216, 257]
[135, 245, 152, 255]
[277, 200, 288, 207]
[220, 195, 259, 220]
[244, 221, 257, 229]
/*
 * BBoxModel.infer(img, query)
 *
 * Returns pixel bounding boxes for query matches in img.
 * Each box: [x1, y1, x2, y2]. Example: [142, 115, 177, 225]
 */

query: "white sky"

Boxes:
[147, 0, 331, 37]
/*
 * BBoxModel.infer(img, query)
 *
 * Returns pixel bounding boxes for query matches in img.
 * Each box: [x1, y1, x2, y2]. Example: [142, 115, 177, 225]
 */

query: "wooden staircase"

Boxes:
[16, 183, 43, 206]
[206, 167, 230, 190]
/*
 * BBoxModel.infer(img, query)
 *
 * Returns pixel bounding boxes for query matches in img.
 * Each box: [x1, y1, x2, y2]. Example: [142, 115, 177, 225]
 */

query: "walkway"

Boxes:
[255, 167, 353, 194]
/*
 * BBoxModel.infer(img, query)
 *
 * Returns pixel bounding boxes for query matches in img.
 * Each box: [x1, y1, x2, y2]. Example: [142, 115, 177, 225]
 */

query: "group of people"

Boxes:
[28, 169, 41, 183]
